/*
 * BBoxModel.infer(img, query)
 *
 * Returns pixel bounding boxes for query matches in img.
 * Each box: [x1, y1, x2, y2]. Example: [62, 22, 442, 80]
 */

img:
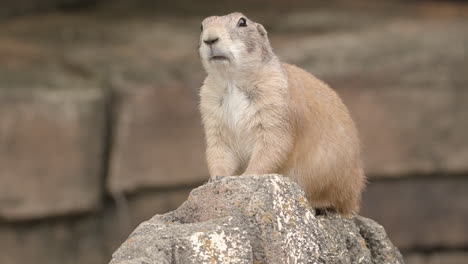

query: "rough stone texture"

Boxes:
[0, 88, 106, 220]
[110, 175, 403, 264]
[361, 177, 468, 250]
[0, 9, 209, 194]
[404, 252, 468, 264]
[0, 187, 191, 264]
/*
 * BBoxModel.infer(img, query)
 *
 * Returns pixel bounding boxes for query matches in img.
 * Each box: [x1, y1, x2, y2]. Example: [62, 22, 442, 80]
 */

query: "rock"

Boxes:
[0, 187, 191, 264]
[108, 78, 208, 194]
[361, 177, 468, 250]
[0, 10, 209, 196]
[404, 251, 468, 264]
[110, 175, 403, 264]
[0, 88, 106, 220]
[0, 14, 108, 220]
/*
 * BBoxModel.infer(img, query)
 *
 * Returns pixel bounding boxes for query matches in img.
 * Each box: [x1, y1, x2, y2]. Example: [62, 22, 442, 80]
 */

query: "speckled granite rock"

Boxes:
[109, 175, 403, 264]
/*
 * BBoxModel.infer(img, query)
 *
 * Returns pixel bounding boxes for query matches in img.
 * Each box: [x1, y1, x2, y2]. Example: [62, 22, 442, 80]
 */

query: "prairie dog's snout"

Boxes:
[199, 24, 231, 63]
[201, 27, 228, 61]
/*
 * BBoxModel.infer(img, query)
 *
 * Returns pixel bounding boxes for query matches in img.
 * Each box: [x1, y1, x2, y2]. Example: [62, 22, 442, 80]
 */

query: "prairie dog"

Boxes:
[198, 12, 365, 215]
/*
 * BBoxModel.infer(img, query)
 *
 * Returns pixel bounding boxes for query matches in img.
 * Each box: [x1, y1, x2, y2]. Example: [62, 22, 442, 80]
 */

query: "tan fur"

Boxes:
[198, 12, 365, 215]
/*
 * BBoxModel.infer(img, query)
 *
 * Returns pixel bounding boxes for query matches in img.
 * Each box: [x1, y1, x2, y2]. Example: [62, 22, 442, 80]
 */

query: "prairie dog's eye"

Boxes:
[237, 17, 247, 27]
[200, 24, 203, 31]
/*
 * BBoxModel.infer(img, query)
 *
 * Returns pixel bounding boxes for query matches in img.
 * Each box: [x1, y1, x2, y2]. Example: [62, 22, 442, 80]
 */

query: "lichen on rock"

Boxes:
[109, 174, 404, 264]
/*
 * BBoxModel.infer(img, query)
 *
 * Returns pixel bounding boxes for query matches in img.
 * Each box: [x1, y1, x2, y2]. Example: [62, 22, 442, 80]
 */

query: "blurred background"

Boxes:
[0, 0, 467, 263]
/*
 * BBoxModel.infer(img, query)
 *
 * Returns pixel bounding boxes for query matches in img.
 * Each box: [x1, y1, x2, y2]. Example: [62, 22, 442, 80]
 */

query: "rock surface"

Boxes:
[0, 186, 192, 264]
[405, 251, 468, 264]
[110, 175, 403, 264]
[108, 79, 208, 194]
[362, 177, 468, 249]
[0, 88, 106, 220]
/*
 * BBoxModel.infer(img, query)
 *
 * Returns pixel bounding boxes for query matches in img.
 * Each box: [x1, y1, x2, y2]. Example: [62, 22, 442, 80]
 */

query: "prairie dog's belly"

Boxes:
[219, 85, 256, 165]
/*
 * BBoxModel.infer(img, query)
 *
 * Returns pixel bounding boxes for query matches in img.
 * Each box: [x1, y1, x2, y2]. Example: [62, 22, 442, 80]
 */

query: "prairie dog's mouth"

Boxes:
[209, 55, 229, 61]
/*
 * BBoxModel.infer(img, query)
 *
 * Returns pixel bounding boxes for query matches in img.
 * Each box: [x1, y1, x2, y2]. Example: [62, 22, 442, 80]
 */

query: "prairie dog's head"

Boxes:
[199, 12, 273, 75]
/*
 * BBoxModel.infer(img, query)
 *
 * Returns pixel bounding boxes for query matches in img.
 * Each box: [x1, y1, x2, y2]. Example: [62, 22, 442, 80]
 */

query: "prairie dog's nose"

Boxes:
[203, 29, 220, 45]
[204, 37, 219, 45]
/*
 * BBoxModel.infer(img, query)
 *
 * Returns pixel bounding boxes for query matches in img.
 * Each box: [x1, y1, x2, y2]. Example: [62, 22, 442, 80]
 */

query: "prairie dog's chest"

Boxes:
[220, 85, 256, 131]
[220, 86, 255, 126]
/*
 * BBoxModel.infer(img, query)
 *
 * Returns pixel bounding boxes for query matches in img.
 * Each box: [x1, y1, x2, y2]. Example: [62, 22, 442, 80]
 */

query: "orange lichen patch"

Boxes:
[260, 212, 273, 223]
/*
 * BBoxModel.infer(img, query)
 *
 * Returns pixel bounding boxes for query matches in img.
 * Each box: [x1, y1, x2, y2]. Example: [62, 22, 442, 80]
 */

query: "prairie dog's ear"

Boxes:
[257, 23, 267, 37]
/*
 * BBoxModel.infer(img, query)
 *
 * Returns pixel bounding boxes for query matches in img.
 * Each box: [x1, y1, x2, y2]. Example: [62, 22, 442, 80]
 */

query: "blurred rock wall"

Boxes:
[0, 1, 467, 263]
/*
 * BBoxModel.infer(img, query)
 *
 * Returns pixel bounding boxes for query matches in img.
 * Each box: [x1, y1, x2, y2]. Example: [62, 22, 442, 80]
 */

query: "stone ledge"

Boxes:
[107, 80, 208, 194]
[0, 88, 106, 220]
[110, 175, 403, 264]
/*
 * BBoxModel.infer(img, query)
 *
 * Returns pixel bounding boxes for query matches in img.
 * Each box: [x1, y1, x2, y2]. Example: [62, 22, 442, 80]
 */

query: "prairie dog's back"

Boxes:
[282, 63, 364, 214]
